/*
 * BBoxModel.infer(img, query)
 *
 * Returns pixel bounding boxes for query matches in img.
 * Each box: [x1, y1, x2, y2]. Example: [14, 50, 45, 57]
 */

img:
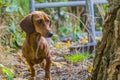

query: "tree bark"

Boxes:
[88, 0, 120, 80]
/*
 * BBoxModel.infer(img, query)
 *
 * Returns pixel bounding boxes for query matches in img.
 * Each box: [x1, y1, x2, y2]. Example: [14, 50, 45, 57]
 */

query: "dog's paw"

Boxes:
[44, 78, 52, 80]
[28, 77, 36, 80]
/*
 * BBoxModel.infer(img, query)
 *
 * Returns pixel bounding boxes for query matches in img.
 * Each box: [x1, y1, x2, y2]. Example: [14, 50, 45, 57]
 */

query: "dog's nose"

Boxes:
[48, 32, 53, 37]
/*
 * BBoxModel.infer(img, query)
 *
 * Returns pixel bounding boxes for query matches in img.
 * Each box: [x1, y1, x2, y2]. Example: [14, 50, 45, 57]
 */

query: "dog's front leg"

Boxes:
[28, 62, 36, 80]
[45, 57, 52, 80]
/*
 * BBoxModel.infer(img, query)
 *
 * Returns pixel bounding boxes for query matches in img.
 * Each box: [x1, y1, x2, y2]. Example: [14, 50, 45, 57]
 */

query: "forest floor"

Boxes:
[0, 41, 93, 80]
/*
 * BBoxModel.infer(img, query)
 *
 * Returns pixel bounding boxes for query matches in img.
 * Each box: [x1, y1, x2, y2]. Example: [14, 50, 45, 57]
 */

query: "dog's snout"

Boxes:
[48, 32, 53, 37]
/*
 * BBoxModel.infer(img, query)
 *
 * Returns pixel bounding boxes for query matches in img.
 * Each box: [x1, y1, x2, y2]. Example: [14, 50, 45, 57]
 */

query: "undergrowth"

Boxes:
[64, 52, 93, 63]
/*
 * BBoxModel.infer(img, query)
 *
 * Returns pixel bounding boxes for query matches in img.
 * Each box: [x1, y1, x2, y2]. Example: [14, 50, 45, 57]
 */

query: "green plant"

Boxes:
[72, 25, 82, 41]
[52, 34, 59, 43]
[8, 23, 25, 49]
[0, 0, 29, 49]
[102, 4, 108, 13]
[96, 23, 102, 31]
[58, 25, 81, 36]
[0, 64, 14, 80]
[64, 52, 93, 63]
[58, 27, 68, 36]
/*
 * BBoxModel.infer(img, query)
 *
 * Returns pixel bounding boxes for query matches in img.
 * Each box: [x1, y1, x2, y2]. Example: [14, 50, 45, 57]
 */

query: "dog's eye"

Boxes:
[46, 20, 50, 24]
[37, 20, 43, 25]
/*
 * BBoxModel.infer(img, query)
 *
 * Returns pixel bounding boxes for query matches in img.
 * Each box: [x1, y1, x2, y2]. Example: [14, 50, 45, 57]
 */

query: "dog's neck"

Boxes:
[26, 32, 51, 45]
[26, 32, 41, 37]
[26, 32, 41, 43]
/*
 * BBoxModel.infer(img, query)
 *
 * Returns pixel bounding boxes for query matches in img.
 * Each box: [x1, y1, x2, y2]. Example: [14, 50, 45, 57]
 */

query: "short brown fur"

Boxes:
[19, 11, 53, 80]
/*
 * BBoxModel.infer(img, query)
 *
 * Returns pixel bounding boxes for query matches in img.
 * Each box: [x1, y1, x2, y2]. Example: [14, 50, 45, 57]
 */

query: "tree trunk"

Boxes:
[88, 0, 120, 80]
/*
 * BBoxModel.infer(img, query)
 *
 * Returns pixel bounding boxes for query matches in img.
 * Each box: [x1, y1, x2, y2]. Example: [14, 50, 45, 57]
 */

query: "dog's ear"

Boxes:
[19, 14, 35, 34]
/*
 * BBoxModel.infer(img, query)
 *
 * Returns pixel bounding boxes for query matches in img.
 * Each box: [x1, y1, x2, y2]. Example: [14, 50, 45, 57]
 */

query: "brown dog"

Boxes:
[19, 11, 53, 80]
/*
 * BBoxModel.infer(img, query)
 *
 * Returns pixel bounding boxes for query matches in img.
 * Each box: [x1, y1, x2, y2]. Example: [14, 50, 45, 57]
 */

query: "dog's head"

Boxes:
[20, 11, 53, 37]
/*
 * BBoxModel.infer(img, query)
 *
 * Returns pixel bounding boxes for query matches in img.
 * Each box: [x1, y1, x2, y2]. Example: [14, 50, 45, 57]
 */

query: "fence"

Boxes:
[29, 0, 107, 53]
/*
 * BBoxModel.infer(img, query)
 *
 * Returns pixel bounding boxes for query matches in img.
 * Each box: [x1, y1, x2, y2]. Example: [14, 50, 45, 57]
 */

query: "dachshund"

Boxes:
[19, 11, 53, 80]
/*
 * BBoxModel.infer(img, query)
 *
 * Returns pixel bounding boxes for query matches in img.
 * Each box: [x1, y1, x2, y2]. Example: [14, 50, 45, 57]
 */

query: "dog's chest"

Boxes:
[22, 36, 50, 63]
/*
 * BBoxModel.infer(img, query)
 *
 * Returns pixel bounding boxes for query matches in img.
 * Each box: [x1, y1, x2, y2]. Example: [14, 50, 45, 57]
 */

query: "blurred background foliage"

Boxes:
[0, 0, 29, 49]
[0, 0, 108, 79]
[0, 0, 108, 49]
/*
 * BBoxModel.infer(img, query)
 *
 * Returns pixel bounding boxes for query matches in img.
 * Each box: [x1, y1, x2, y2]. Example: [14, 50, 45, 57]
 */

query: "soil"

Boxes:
[0, 45, 93, 80]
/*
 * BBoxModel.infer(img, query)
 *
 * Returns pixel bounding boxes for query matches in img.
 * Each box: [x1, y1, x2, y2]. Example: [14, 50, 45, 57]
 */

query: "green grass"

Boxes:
[0, 64, 14, 80]
[64, 52, 93, 63]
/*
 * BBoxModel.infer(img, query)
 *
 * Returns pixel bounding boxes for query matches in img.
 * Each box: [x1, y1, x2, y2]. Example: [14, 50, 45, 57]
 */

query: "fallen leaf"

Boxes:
[52, 61, 63, 68]
[79, 39, 88, 44]
[87, 65, 93, 73]
[2, 78, 7, 80]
